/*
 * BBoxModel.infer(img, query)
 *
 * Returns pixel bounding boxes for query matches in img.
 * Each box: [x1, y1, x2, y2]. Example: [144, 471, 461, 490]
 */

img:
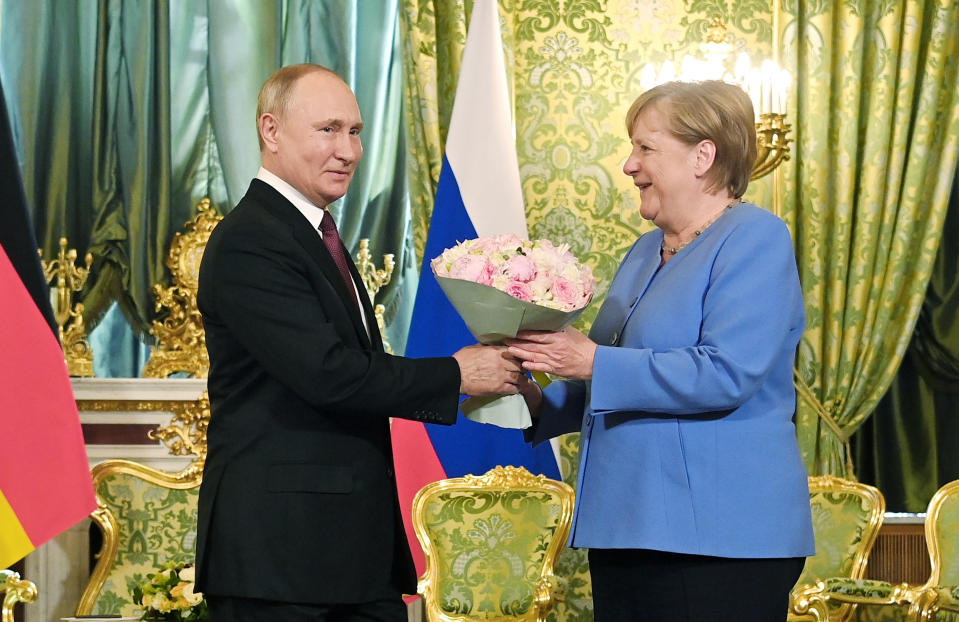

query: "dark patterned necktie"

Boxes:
[319, 210, 359, 310]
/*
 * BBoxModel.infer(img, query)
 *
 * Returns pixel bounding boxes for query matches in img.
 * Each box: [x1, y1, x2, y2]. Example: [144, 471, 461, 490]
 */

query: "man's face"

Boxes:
[267, 72, 363, 208]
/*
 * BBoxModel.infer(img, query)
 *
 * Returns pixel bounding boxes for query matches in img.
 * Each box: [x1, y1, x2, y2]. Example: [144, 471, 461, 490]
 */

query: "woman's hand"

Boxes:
[507, 327, 597, 380]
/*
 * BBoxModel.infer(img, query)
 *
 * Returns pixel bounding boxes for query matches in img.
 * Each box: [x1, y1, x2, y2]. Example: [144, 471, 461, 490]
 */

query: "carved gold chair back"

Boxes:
[412, 465, 574, 622]
[0, 570, 37, 622]
[789, 475, 885, 622]
[142, 198, 221, 378]
[75, 459, 202, 618]
[76, 392, 209, 618]
[911, 479, 959, 620]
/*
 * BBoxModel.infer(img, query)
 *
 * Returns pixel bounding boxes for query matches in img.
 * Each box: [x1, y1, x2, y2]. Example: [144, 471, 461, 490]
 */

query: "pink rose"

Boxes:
[551, 277, 583, 309]
[448, 255, 493, 283]
[477, 261, 496, 286]
[505, 255, 536, 282]
[505, 281, 533, 301]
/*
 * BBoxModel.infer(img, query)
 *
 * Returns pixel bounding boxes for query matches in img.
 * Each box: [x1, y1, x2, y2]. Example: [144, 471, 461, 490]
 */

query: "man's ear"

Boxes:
[259, 113, 280, 153]
[693, 139, 717, 177]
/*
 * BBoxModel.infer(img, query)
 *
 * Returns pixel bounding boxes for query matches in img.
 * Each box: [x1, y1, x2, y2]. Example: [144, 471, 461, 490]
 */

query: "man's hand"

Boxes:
[453, 345, 524, 396]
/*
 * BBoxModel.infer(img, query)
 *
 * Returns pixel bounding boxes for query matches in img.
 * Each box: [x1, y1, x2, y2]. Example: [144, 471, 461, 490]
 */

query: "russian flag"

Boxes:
[392, 1, 561, 576]
[0, 79, 96, 569]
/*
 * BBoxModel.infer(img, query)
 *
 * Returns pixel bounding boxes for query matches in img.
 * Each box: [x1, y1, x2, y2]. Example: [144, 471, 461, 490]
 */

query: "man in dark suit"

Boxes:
[195, 64, 524, 622]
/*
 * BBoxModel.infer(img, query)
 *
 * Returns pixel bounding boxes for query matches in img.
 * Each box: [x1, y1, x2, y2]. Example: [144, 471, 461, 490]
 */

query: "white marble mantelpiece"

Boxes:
[71, 377, 207, 401]
[72, 377, 207, 470]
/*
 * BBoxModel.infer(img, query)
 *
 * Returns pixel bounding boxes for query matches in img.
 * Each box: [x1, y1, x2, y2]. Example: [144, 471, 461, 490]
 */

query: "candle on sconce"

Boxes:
[777, 70, 791, 115]
[761, 60, 777, 115]
[748, 68, 762, 116]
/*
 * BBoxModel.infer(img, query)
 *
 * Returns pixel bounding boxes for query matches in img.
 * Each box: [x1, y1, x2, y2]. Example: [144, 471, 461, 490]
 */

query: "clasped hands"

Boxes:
[453, 326, 597, 402]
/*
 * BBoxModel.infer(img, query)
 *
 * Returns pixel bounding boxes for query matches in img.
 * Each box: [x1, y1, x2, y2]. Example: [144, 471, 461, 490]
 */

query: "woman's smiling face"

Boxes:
[622, 105, 701, 232]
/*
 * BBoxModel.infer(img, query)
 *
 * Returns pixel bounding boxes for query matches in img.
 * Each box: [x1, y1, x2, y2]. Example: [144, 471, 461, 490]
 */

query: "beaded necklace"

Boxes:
[661, 199, 742, 256]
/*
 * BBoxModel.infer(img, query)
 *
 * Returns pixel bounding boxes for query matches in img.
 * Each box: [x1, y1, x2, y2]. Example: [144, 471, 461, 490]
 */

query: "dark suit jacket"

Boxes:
[195, 179, 461, 604]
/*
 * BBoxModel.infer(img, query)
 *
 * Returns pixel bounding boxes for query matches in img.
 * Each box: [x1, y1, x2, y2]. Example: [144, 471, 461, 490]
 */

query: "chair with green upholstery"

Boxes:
[412, 465, 574, 622]
[75, 392, 209, 618]
[1, 570, 37, 622]
[75, 459, 202, 618]
[789, 475, 889, 621]
[909, 479, 959, 621]
[800, 479, 959, 622]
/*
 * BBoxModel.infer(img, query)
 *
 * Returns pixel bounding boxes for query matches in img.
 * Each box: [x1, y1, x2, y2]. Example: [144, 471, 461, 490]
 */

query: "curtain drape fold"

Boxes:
[854, 168, 959, 511]
[0, 0, 414, 368]
[781, 0, 959, 476]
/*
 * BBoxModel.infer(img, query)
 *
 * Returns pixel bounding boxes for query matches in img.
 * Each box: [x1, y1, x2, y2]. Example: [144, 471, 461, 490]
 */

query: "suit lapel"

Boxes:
[250, 180, 373, 349]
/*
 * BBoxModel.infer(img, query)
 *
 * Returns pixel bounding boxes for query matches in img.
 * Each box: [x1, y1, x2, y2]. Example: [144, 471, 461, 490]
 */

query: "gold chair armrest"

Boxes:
[912, 585, 959, 621]
[1, 570, 38, 622]
[790, 581, 829, 621]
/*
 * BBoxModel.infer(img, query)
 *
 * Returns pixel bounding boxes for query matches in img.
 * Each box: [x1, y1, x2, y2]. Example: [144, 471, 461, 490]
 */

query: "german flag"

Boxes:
[0, 79, 96, 568]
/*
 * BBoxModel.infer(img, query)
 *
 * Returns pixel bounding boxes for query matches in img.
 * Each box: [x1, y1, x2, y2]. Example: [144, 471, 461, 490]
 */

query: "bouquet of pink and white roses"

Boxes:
[432, 233, 594, 314]
[431, 234, 594, 428]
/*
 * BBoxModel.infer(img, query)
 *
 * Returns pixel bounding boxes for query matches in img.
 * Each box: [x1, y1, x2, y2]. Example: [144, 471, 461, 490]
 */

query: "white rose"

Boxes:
[178, 566, 196, 582]
[183, 582, 204, 606]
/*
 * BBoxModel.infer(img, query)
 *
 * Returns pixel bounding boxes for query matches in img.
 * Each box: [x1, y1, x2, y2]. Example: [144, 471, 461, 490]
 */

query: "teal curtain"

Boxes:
[853, 166, 959, 512]
[0, 0, 414, 375]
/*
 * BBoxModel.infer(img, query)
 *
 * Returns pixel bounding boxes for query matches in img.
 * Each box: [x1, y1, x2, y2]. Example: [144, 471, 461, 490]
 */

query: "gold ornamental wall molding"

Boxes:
[76, 391, 210, 469]
[142, 198, 221, 379]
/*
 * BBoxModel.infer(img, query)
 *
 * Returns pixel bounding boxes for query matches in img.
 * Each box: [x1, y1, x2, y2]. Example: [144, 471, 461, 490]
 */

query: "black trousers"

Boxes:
[206, 595, 408, 622]
[587, 548, 806, 622]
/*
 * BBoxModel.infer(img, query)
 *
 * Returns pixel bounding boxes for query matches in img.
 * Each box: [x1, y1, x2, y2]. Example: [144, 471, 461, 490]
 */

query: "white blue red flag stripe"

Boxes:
[392, 0, 561, 576]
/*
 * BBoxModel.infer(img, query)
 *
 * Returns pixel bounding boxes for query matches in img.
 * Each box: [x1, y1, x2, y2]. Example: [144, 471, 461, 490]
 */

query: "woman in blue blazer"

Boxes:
[509, 80, 814, 621]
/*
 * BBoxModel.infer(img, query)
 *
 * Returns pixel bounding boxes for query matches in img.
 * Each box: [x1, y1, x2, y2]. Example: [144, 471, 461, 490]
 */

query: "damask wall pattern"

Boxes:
[401, 2, 778, 620]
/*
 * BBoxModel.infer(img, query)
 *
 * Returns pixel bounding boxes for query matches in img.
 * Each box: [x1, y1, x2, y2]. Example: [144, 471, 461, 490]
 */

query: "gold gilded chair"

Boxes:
[0, 570, 37, 622]
[789, 475, 888, 622]
[412, 465, 574, 622]
[142, 198, 221, 379]
[795, 479, 959, 622]
[907, 480, 959, 621]
[76, 395, 209, 618]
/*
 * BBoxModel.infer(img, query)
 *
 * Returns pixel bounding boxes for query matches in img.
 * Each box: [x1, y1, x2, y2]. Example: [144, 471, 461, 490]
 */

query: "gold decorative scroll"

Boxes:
[148, 391, 211, 468]
[40, 237, 94, 377]
[77, 392, 211, 467]
[751, 113, 791, 180]
[142, 199, 221, 378]
[1, 570, 38, 621]
[356, 238, 395, 353]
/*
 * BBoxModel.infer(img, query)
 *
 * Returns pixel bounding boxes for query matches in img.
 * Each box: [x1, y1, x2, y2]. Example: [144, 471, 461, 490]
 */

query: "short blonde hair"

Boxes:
[256, 64, 340, 151]
[625, 80, 757, 198]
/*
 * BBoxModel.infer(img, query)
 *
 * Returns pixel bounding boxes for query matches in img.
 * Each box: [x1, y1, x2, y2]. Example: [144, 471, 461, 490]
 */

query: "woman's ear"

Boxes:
[692, 139, 717, 177]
